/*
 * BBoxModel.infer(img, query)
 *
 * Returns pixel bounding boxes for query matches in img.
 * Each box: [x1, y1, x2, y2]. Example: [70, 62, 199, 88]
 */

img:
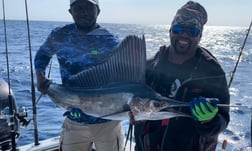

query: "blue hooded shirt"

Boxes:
[35, 23, 120, 124]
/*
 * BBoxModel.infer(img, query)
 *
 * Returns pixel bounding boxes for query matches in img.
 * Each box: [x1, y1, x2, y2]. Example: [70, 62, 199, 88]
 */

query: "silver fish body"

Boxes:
[47, 82, 190, 121]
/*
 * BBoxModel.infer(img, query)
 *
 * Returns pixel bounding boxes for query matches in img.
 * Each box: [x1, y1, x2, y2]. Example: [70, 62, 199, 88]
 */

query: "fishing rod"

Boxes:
[2, 0, 17, 150]
[228, 20, 252, 88]
[24, 0, 39, 146]
[123, 124, 133, 151]
[227, 20, 252, 148]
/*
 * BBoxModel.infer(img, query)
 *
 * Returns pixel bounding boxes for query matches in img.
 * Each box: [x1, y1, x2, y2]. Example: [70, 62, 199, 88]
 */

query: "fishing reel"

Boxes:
[0, 78, 30, 150]
[0, 106, 30, 128]
[0, 107, 21, 150]
[0, 103, 30, 150]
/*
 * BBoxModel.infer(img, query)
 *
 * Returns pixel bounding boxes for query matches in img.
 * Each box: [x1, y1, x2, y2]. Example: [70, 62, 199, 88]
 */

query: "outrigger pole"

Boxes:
[2, 0, 17, 150]
[24, 0, 40, 146]
[228, 20, 252, 88]
[227, 20, 252, 148]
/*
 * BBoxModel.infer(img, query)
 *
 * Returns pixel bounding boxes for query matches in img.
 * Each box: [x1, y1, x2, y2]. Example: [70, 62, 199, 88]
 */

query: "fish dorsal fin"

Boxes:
[65, 35, 146, 88]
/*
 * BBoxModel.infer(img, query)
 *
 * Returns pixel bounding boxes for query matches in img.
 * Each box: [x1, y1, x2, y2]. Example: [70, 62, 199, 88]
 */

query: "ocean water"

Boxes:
[0, 20, 251, 151]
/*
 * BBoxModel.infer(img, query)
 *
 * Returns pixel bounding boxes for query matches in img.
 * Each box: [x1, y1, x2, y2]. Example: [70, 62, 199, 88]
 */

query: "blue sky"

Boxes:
[1, 0, 251, 27]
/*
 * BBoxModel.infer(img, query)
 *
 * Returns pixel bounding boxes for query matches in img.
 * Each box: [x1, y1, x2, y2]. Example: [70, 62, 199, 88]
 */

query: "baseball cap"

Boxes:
[70, 0, 99, 6]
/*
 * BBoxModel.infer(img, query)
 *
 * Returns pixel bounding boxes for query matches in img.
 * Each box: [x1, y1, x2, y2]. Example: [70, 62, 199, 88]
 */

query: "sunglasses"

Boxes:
[171, 24, 201, 37]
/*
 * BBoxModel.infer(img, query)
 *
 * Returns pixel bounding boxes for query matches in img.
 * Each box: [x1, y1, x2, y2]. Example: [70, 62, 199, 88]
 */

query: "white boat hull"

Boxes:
[18, 137, 60, 151]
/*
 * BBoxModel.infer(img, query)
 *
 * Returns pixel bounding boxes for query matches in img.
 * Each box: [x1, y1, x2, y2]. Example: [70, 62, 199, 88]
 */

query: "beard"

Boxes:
[171, 38, 198, 55]
[73, 15, 98, 32]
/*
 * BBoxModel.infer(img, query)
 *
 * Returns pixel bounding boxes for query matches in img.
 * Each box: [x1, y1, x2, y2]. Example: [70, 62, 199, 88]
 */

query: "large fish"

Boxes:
[46, 35, 191, 121]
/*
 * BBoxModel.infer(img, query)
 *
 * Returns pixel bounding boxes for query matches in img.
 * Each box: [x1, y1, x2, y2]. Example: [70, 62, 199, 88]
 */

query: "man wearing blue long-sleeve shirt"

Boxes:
[34, 0, 124, 150]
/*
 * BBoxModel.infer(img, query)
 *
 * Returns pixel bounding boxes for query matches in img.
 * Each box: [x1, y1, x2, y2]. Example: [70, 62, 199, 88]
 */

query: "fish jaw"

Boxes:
[128, 96, 191, 121]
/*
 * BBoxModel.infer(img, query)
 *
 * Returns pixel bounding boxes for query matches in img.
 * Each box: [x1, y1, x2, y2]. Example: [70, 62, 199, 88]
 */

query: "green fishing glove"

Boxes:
[189, 97, 219, 122]
[63, 108, 85, 123]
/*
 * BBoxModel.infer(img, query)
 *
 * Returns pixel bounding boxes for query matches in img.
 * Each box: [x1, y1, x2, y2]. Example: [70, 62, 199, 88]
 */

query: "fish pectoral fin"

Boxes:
[100, 111, 130, 121]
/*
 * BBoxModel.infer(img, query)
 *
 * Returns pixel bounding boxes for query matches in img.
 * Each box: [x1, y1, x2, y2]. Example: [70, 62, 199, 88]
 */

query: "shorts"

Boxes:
[60, 118, 124, 151]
